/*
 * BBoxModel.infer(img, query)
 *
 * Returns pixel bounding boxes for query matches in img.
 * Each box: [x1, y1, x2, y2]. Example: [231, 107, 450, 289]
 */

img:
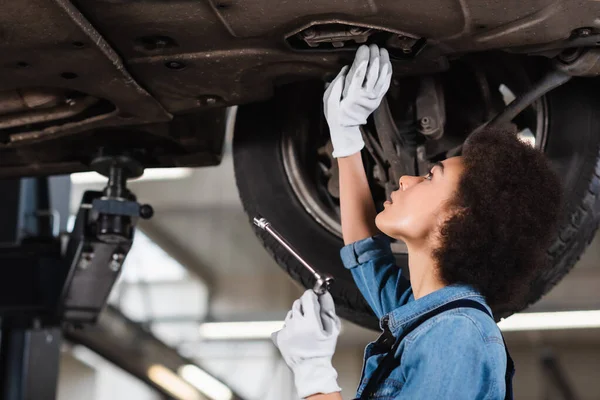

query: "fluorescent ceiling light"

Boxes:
[198, 321, 284, 340]
[70, 168, 192, 184]
[179, 364, 233, 400]
[199, 311, 600, 338]
[147, 364, 202, 400]
[498, 310, 600, 332]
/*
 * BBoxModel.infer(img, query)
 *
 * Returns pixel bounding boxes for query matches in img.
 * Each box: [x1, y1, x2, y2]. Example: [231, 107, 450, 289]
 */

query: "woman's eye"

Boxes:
[424, 171, 433, 180]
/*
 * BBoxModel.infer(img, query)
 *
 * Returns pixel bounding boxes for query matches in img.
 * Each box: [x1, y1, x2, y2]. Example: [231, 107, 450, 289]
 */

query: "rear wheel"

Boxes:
[233, 60, 600, 328]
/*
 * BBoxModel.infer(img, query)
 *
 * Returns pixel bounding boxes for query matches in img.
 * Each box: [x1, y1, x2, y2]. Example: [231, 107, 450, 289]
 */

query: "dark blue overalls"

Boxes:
[358, 299, 515, 400]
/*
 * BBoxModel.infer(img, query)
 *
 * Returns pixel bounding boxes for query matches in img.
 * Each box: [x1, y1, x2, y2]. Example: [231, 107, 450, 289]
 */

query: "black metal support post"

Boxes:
[0, 177, 65, 400]
[0, 328, 62, 400]
[0, 162, 152, 400]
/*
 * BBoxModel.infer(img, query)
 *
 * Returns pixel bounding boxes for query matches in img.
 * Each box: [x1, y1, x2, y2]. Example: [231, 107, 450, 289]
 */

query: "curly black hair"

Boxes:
[432, 126, 563, 313]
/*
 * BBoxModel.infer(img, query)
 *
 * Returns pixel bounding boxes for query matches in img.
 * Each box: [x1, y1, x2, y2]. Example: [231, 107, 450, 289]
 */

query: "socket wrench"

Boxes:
[253, 217, 334, 295]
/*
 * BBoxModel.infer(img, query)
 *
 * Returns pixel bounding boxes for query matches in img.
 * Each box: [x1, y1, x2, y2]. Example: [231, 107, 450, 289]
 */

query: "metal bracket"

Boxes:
[415, 76, 445, 140]
[556, 48, 600, 76]
[300, 25, 372, 48]
[59, 158, 154, 323]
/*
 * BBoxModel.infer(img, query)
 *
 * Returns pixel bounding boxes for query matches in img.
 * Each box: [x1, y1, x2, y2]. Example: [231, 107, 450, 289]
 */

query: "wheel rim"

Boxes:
[282, 135, 342, 238]
[282, 65, 549, 254]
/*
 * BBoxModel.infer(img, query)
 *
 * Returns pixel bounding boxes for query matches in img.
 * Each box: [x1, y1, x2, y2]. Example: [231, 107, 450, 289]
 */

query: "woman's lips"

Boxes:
[384, 190, 399, 207]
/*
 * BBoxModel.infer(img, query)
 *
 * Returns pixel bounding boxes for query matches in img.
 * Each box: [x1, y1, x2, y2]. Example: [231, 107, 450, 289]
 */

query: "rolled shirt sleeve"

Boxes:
[340, 235, 412, 319]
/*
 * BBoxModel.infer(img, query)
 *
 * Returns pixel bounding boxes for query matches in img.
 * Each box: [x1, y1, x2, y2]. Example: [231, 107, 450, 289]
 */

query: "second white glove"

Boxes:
[323, 44, 393, 158]
[272, 290, 342, 399]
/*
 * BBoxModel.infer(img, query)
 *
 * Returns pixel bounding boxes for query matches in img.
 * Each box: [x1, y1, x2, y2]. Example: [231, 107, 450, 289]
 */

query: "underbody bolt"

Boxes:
[420, 117, 432, 130]
[302, 28, 317, 39]
[198, 95, 221, 106]
[110, 253, 125, 272]
[578, 28, 592, 37]
[139, 35, 177, 51]
[165, 61, 186, 70]
[154, 39, 169, 49]
[349, 26, 363, 35]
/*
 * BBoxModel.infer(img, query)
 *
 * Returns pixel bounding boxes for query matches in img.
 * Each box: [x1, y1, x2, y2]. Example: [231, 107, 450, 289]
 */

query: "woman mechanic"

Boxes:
[271, 44, 562, 399]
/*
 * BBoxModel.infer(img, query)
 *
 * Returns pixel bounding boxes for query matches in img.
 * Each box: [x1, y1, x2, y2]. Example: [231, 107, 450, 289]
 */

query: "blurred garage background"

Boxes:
[58, 107, 600, 400]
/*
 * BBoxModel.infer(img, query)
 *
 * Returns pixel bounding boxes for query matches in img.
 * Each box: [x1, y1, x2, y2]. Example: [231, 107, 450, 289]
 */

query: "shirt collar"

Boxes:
[385, 284, 487, 337]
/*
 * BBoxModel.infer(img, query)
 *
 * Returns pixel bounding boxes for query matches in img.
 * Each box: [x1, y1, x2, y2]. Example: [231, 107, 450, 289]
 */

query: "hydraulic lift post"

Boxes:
[0, 178, 63, 400]
[0, 156, 153, 400]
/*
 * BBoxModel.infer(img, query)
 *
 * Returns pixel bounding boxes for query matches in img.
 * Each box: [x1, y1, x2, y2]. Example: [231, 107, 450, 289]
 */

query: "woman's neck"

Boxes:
[406, 244, 447, 300]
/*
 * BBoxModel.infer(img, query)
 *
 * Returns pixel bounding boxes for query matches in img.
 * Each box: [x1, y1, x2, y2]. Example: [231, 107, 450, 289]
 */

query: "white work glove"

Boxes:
[323, 44, 393, 158]
[272, 290, 342, 399]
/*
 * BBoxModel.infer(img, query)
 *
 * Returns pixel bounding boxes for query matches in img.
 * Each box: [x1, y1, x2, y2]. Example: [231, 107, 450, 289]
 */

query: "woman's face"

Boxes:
[375, 156, 465, 245]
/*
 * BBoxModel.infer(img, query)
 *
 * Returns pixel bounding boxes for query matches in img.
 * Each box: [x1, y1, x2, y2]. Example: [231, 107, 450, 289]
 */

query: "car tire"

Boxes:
[233, 78, 600, 328]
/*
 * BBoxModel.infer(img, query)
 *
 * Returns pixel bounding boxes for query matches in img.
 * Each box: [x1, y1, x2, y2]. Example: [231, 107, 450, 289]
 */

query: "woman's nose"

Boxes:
[399, 175, 423, 191]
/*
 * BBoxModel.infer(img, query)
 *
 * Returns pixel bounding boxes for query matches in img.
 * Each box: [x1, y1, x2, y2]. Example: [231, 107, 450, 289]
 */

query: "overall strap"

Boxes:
[359, 299, 514, 400]
[448, 300, 515, 400]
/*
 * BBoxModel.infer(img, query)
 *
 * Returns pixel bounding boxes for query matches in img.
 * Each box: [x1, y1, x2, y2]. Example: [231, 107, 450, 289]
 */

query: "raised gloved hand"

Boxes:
[323, 44, 393, 158]
[272, 290, 342, 399]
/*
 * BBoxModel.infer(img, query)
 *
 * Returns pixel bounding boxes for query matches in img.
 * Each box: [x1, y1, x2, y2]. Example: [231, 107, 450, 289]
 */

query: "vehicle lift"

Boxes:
[0, 155, 153, 400]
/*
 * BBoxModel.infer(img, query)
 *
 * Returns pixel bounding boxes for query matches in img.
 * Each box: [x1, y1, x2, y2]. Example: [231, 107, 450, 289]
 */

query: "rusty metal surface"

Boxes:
[0, 96, 98, 130]
[0, 0, 173, 168]
[1, 0, 600, 175]
[0, 107, 227, 178]
[0, 0, 170, 123]
[0, 89, 66, 115]
[69, 0, 600, 113]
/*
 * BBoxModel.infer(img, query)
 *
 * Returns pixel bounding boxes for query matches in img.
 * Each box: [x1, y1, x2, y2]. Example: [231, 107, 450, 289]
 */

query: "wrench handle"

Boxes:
[253, 217, 333, 295]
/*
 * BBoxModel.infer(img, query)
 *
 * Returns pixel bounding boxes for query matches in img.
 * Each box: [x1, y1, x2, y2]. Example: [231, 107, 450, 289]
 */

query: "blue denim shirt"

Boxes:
[341, 235, 508, 399]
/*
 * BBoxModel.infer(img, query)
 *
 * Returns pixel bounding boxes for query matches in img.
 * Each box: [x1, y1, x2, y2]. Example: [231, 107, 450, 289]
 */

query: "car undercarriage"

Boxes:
[2, 0, 600, 176]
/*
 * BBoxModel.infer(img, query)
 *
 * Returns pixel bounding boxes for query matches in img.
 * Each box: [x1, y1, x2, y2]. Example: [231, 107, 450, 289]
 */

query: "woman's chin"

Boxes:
[376, 211, 405, 240]
[375, 211, 388, 233]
